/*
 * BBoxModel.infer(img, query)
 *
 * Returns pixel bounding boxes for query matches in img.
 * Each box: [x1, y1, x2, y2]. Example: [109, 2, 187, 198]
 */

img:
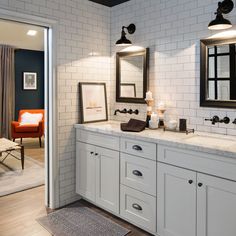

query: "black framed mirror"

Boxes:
[116, 48, 149, 103]
[200, 37, 236, 108]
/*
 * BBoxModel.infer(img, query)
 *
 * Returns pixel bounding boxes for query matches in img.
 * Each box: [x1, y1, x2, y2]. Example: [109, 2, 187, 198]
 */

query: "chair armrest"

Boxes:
[11, 121, 20, 133]
[38, 120, 44, 135]
[11, 121, 20, 128]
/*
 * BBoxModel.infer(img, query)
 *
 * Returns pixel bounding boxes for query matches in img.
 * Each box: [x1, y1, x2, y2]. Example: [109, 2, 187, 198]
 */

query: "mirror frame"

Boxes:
[200, 36, 236, 109]
[116, 48, 149, 104]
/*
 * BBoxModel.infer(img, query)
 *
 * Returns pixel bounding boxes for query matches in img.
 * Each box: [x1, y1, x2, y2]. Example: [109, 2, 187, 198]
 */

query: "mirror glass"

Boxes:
[116, 48, 149, 103]
[120, 55, 143, 98]
[200, 37, 236, 108]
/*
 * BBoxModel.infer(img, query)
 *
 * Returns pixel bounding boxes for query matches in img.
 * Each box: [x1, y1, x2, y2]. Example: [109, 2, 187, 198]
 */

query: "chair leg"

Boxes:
[20, 138, 22, 144]
[21, 145, 24, 170]
[39, 137, 42, 148]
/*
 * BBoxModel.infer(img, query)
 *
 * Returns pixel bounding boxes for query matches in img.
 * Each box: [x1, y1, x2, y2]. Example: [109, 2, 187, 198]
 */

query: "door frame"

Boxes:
[0, 8, 60, 209]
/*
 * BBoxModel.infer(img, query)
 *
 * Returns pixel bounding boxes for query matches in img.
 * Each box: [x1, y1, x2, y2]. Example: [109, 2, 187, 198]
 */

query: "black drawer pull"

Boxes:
[188, 180, 193, 184]
[132, 170, 143, 177]
[132, 145, 142, 151]
[90, 152, 94, 155]
[132, 203, 142, 211]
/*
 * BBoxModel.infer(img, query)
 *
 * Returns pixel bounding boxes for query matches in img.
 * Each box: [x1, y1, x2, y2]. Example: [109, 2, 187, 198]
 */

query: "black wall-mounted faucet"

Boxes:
[205, 116, 230, 125]
[114, 108, 139, 116]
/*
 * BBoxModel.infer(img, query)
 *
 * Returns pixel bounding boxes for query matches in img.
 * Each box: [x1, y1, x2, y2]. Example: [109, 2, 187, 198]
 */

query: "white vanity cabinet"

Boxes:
[75, 124, 236, 236]
[76, 130, 120, 214]
[157, 163, 197, 236]
[157, 145, 236, 236]
[120, 138, 157, 233]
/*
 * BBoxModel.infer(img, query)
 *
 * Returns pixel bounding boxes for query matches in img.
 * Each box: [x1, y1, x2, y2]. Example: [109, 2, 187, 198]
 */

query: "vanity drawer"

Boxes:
[76, 129, 119, 151]
[158, 145, 236, 181]
[120, 185, 156, 233]
[120, 153, 156, 196]
[120, 138, 156, 161]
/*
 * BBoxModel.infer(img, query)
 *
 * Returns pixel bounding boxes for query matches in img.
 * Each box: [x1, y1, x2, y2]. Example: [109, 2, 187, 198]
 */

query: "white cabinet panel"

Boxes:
[120, 185, 156, 233]
[121, 138, 156, 161]
[76, 142, 96, 202]
[76, 129, 119, 151]
[120, 153, 156, 196]
[197, 173, 236, 236]
[157, 163, 197, 236]
[95, 147, 119, 214]
[158, 145, 236, 181]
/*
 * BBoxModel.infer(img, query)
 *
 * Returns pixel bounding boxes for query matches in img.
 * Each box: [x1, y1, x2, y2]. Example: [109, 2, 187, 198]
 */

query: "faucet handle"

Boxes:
[220, 117, 230, 124]
[233, 119, 236, 124]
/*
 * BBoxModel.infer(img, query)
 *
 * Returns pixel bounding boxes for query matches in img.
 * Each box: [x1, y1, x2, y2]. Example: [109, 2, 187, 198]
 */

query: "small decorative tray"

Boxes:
[163, 127, 195, 135]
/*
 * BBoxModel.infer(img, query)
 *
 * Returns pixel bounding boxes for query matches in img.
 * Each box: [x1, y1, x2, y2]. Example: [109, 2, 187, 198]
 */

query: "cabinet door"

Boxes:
[76, 142, 96, 202]
[157, 163, 197, 236]
[197, 173, 236, 236]
[95, 146, 119, 214]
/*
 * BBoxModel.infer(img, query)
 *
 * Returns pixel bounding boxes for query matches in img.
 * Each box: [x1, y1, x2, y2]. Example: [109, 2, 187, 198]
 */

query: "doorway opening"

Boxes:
[0, 19, 50, 206]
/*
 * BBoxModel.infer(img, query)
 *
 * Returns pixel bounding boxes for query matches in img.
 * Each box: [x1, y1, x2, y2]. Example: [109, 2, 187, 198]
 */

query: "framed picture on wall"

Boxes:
[23, 72, 37, 90]
[79, 82, 108, 123]
[120, 83, 136, 98]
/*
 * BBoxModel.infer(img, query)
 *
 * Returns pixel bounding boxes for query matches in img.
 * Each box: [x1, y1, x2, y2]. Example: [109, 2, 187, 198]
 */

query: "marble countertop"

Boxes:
[74, 121, 236, 159]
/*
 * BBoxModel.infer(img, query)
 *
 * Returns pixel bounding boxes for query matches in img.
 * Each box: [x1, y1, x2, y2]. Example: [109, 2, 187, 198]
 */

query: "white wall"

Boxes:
[0, 0, 111, 206]
[111, 0, 236, 136]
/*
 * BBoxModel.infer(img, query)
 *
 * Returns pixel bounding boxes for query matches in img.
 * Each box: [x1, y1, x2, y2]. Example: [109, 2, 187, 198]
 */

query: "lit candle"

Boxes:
[145, 91, 153, 100]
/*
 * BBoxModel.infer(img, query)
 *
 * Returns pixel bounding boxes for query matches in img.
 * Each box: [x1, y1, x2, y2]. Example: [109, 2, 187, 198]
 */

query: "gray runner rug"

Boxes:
[37, 202, 131, 236]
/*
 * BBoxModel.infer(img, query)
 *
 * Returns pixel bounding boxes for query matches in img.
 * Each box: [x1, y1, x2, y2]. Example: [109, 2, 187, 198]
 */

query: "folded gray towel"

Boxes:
[121, 119, 146, 132]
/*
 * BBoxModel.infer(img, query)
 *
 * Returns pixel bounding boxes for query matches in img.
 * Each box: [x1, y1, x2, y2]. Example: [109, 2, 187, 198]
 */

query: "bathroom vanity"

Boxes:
[74, 121, 236, 236]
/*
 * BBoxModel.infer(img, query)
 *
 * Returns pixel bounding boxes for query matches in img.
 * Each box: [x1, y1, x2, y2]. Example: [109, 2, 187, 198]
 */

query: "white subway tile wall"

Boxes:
[1, 0, 236, 207]
[0, 0, 111, 206]
[111, 0, 236, 135]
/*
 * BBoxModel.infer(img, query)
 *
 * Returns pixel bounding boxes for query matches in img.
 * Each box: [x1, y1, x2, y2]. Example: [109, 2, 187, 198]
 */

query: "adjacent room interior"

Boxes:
[0, 20, 46, 197]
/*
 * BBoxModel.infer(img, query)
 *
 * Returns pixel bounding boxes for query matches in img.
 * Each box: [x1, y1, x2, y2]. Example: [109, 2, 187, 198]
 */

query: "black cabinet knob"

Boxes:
[94, 153, 99, 156]
[198, 183, 203, 187]
[90, 152, 94, 155]
[132, 203, 142, 211]
[132, 170, 143, 177]
[188, 180, 193, 184]
[132, 145, 142, 151]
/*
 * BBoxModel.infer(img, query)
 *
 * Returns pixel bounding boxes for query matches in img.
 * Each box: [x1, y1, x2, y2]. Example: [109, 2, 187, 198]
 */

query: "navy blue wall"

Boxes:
[15, 49, 44, 120]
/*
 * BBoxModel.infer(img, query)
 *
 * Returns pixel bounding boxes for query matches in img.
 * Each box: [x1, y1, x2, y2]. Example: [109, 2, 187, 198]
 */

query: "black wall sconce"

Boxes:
[116, 23, 136, 46]
[208, 0, 234, 30]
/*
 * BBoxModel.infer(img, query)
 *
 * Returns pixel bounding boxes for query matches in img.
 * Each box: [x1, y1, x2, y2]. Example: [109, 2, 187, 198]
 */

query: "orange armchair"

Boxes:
[11, 109, 44, 147]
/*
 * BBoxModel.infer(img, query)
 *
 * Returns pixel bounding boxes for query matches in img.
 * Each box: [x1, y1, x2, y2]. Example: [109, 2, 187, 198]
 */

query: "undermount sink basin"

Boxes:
[184, 134, 236, 147]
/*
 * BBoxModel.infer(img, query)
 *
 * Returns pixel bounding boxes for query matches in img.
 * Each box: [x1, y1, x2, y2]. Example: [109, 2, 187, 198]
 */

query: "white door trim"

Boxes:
[0, 8, 60, 209]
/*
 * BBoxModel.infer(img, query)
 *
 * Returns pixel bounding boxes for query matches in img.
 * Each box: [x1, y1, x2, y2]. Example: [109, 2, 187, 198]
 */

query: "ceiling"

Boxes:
[0, 20, 44, 51]
[89, 0, 130, 7]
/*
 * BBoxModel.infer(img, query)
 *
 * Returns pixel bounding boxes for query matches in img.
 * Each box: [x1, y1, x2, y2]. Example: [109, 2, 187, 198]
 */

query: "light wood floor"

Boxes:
[0, 185, 152, 236]
[0, 138, 152, 236]
[0, 186, 51, 236]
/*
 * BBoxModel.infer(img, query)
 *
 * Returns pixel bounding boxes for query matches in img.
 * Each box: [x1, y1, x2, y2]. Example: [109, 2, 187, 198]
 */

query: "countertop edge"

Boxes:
[74, 123, 236, 159]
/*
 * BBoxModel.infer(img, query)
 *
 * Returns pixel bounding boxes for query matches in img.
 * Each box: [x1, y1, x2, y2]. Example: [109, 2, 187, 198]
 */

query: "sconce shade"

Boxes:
[208, 13, 232, 30]
[116, 33, 132, 46]
[208, 0, 234, 30]
[116, 23, 136, 46]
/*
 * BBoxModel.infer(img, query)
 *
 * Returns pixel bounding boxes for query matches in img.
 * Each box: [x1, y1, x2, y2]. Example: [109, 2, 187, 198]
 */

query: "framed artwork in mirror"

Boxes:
[120, 83, 136, 98]
[79, 82, 108, 123]
[200, 37, 236, 108]
[116, 48, 149, 103]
